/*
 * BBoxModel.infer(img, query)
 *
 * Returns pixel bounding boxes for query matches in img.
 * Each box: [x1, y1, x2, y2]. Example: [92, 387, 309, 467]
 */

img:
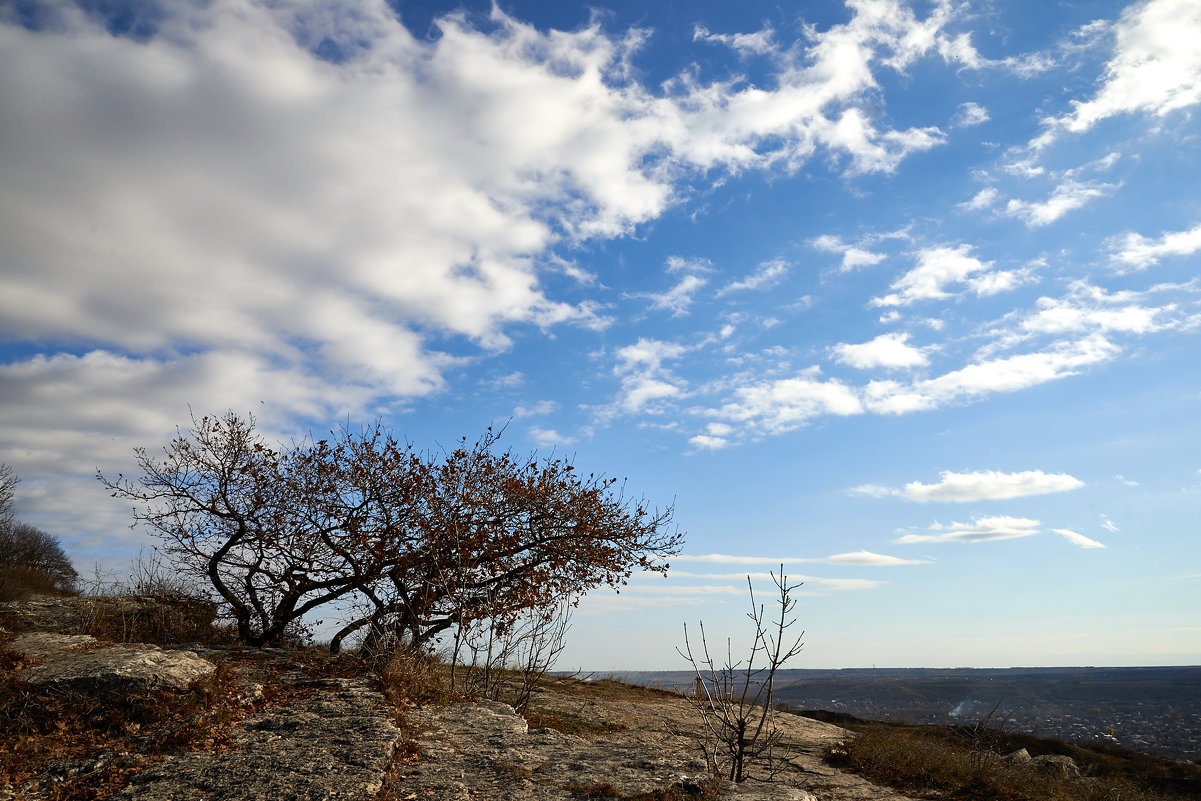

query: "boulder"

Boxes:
[1030, 754, 1081, 778]
[9, 631, 215, 700]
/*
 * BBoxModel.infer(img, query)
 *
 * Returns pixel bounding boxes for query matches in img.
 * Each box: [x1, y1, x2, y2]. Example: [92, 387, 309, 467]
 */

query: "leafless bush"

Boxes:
[447, 600, 573, 713]
[77, 550, 221, 645]
[677, 567, 804, 783]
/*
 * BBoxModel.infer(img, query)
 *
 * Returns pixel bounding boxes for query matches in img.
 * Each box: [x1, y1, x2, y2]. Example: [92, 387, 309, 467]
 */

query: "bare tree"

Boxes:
[0, 464, 79, 600]
[101, 412, 682, 651]
[677, 567, 804, 783]
[0, 462, 18, 529]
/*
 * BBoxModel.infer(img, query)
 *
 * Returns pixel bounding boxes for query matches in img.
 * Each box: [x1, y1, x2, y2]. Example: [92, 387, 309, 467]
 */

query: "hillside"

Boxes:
[4, 594, 1198, 801]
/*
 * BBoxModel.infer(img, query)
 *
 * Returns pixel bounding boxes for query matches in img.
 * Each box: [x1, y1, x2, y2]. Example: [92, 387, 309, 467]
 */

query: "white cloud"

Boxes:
[695, 333, 1120, 436]
[693, 25, 777, 57]
[960, 186, 999, 211]
[1053, 528, 1106, 549]
[831, 332, 930, 370]
[0, 0, 977, 526]
[865, 334, 1120, 413]
[717, 259, 790, 296]
[812, 235, 887, 271]
[666, 256, 715, 274]
[967, 268, 1031, 297]
[1111, 223, 1201, 270]
[871, 245, 993, 306]
[1003, 180, 1118, 227]
[952, 102, 990, 127]
[1102, 518, 1121, 532]
[1004, 281, 1178, 345]
[895, 516, 1041, 544]
[529, 426, 575, 447]
[824, 550, 929, 566]
[671, 554, 818, 565]
[711, 367, 863, 434]
[611, 338, 689, 415]
[663, 0, 964, 175]
[0, 349, 356, 549]
[514, 400, 557, 417]
[895, 470, 1085, 502]
[847, 483, 896, 498]
[688, 434, 730, 450]
[1037, 0, 1201, 144]
[640, 274, 708, 316]
[1114, 475, 1139, 487]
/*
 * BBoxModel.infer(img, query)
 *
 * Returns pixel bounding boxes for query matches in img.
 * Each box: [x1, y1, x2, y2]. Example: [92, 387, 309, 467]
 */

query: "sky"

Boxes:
[1, 0, 1199, 670]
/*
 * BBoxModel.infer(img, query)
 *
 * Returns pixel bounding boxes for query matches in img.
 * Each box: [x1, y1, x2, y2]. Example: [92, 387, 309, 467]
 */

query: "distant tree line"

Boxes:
[0, 462, 79, 602]
[100, 412, 683, 652]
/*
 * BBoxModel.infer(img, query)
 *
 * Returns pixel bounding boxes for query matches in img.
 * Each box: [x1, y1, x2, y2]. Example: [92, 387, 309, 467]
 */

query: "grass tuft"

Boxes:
[824, 719, 1200, 801]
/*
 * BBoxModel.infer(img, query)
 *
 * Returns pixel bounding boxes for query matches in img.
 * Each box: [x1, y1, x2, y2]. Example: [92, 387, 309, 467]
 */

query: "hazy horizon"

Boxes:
[2, 0, 1199, 671]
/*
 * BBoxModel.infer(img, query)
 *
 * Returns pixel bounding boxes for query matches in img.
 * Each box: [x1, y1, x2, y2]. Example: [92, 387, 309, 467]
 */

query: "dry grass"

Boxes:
[0, 647, 253, 800]
[524, 706, 628, 738]
[80, 595, 231, 646]
[541, 674, 680, 703]
[0, 566, 70, 603]
[0, 616, 361, 800]
[824, 720, 1199, 801]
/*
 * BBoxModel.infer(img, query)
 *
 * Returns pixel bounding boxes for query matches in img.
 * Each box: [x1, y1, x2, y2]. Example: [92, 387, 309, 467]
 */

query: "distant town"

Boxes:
[614, 666, 1201, 763]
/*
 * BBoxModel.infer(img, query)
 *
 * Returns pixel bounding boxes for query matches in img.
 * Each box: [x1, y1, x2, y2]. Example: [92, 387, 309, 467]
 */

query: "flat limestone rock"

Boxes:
[115, 676, 401, 801]
[10, 631, 216, 699]
[396, 692, 914, 801]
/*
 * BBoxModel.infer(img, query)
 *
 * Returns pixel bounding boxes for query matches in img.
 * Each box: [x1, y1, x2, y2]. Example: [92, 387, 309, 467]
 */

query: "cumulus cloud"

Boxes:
[611, 338, 689, 415]
[1111, 223, 1201, 270]
[693, 25, 777, 57]
[831, 332, 930, 370]
[1, 0, 979, 538]
[859, 470, 1086, 502]
[983, 281, 1184, 356]
[952, 102, 990, 127]
[1003, 180, 1119, 227]
[894, 516, 1041, 544]
[529, 426, 575, 447]
[1035, 0, 1201, 146]
[863, 334, 1120, 414]
[960, 186, 1000, 211]
[639, 274, 709, 316]
[514, 400, 557, 417]
[1053, 528, 1106, 549]
[688, 434, 731, 450]
[666, 256, 715, 274]
[717, 259, 790, 296]
[812, 234, 888, 271]
[710, 367, 863, 434]
[871, 245, 996, 306]
[693, 332, 1120, 436]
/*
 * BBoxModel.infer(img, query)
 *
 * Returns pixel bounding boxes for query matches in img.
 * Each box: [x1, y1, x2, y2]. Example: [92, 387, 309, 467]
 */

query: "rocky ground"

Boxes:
[1, 595, 917, 801]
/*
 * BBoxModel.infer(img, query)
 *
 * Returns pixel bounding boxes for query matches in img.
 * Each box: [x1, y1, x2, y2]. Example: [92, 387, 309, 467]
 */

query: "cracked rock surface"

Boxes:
[114, 675, 402, 801]
[392, 680, 916, 801]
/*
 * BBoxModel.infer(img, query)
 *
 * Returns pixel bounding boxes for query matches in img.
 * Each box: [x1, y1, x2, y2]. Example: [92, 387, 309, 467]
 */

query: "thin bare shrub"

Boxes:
[447, 599, 573, 713]
[677, 567, 804, 783]
[78, 550, 223, 645]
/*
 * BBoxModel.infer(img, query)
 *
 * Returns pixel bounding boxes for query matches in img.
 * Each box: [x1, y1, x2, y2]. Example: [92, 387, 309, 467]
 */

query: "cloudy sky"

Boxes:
[2, 0, 1199, 670]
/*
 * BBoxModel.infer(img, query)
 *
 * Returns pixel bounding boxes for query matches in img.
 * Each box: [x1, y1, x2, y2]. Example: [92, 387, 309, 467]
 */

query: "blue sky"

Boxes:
[1, 0, 1199, 669]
